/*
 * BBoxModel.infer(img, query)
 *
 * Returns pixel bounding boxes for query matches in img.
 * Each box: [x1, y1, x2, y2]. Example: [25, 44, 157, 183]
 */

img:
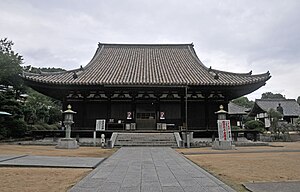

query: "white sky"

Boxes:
[1, 0, 299, 101]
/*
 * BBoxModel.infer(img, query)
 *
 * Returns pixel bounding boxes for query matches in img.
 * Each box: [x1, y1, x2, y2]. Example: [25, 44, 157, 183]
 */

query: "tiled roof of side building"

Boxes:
[22, 43, 271, 86]
[255, 99, 300, 116]
[228, 102, 250, 115]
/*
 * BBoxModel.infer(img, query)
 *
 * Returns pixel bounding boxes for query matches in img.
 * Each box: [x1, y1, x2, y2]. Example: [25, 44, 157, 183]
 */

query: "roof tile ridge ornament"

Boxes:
[210, 68, 255, 76]
[211, 68, 271, 79]
[97, 42, 193, 48]
[207, 66, 219, 80]
[257, 98, 288, 101]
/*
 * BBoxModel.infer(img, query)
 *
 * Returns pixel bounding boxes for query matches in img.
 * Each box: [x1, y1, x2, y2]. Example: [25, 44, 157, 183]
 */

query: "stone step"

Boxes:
[115, 140, 176, 143]
[114, 133, 177, 147]
[114, 142, 177, 146]
[116, 137, 175, 140]
[114, 144, 178, 147]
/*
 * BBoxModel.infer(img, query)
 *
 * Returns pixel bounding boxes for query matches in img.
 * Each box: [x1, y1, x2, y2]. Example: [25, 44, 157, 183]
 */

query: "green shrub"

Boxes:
[4, 119, 27, 138]
[231, 126, 242, 131]
[30, 124, 44, 131]
[244, 120, 265, 132]
[29, 123, 60, 131]
[48, 123, 60, 130]
[0, 124, 8, 139]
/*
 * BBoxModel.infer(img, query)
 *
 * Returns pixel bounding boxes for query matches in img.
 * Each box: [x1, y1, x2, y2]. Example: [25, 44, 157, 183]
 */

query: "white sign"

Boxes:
[96, 119, 106, 131]
[217, 120, 232, 141]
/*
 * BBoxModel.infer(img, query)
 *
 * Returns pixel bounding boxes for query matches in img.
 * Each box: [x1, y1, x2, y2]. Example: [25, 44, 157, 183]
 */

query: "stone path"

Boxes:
[244, 181, 300, 192]
[0, 155, 27, 162]
[182, 149, 300, 155]
[70, 147, 235, 192]
[0, 155, 104, 168]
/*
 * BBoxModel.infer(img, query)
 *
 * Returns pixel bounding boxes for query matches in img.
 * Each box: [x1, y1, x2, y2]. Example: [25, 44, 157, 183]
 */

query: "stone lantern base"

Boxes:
[56, 138, 79, 149]
[212, 140, 235, 150]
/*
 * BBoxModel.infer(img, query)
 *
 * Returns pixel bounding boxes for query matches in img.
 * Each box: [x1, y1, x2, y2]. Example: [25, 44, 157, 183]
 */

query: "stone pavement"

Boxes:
[182, 149, 300, 155]
[70, 147, 235, 192]
[0, 155, 104, 168]
[244, 181, 300, 192]
[0, 155, 27, 162]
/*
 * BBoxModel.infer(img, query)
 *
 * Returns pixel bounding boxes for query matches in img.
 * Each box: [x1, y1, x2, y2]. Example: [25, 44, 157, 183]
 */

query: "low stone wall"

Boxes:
[190, 137, 269, 148]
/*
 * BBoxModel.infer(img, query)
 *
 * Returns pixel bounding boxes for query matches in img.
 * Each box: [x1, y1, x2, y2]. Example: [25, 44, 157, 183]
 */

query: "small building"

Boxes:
[249, 99, 300, 129]
[228, 102, 250, 128]
[22, 43, 270, 135]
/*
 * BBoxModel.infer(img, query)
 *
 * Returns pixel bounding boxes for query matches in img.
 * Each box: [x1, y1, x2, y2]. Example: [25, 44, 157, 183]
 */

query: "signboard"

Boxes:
[127, 112, 132, 119]
[96, 119, 106, 131]
[217, 120, 232, 141]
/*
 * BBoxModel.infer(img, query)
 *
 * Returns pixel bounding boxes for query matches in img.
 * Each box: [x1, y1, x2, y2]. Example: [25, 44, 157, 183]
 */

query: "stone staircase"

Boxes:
[114, 133, 178, 147]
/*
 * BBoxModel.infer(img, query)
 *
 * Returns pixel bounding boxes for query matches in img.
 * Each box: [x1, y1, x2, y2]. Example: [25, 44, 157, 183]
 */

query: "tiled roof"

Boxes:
[22, 43, 271, 86]
[228, 102, 249, 115]
[254, 99, 300, 116]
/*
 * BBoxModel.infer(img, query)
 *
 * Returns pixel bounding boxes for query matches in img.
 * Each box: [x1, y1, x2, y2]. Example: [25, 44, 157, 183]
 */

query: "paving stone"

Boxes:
[0, 155, 104, 168]
[75, 178, 105, 188]
[122, 176, 141, 187]
[119, 186, 140, 192]
[92, 170, 113, 179]
[177, 179, 199, 187]
[162, 186, 184, 192]
[183, 186, 207, 192]
[142, 174, 159, 182]
[0, 155, 26, 162]
[141, 181, 162, 192]
[106, 173, 126, 184]
[244, 181, 300, 192]
[98, 182, 121, 192]
[205, 186, 229, 192]
[141, 184, 162, 192]
[69, 186, 99, 192]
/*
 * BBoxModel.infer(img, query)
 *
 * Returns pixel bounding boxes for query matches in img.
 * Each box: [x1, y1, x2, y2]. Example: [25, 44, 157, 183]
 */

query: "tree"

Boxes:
[295, 118, 300, 133]
[24, 88, 62, 124]
[0, 89, 27, 138]
[261, 92, 285, 99]
[0, 38, 23, 88]
[23, 65, 66, 73]
[297, 96, 300, 105]
[0, 38, 63, 139]
[268, 108, 283, 139]
[231, 96, 254, 108]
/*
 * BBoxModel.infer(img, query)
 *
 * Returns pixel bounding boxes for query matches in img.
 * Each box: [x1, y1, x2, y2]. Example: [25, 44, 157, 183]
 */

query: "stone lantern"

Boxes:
[63, 104, 77, 139]
[212, 105, 235, 150]
[215, 105, 227, 120]
[56, 105, 79, 149]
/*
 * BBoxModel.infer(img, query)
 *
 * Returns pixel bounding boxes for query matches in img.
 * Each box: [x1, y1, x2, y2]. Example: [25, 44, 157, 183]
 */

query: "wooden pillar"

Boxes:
[130, 91, 138, 122]
[105, 91, 112, 120]
[185, 87, 188, 129]
[155, 98, 160, 123]
[62, 95, 67, 122]
[82, 91, 87, 128]
[234, 132, 238, 141]
[132, 98, 136, 122]
[181, 95, 186, 125]
[107, 98, 111, 119]
[204, 98, 209, 130]
[154, 91, 162, 122]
